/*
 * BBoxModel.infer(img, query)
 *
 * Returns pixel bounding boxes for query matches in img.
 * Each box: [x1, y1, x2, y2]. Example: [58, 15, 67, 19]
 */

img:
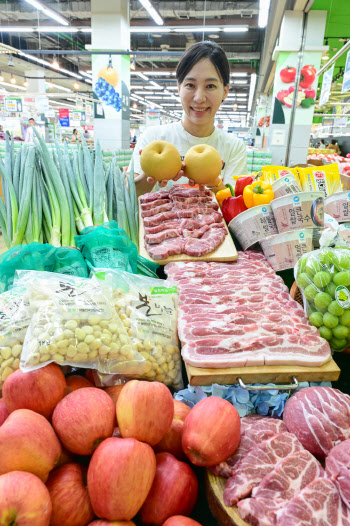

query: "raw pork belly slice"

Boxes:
[141, 202, 173, 218]
[182, 223, 226, 238]
[212, 417, 288, 478]
[175, 207, 220, 218]
[223, 433, 304, 506]
[140, 198, 171, 211]
[180, 213, 223, 229]
[144, 220, 181, 235]
[169, 186, 211, 197]
[283, 387, 350, 458]
[143, 211, 178, 227]
[183, 228, 226, 257]
[275, 478, 350, 526]
[140, 189, 169, 203]
[237, 450, 324, 526]
[172, 195, 213, 204]
[145, 228, 181, 245]
[172, 201, 219, 211]
[145, 237, 184, 260]
[326, 439, 350, 510]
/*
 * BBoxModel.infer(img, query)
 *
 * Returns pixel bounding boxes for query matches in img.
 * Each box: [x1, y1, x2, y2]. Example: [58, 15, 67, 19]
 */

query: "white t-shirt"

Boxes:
[25, 126, 34, 144]
[133, 122, 248, 185]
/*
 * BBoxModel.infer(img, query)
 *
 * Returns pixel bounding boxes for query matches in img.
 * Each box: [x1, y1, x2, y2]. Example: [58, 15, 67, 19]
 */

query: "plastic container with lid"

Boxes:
[325, 191, 350, 222]
[271, 191, 324, 233]
[259, 229, 313, 271]
[271, 174, 301, 198]
[228, 204, 278, 250]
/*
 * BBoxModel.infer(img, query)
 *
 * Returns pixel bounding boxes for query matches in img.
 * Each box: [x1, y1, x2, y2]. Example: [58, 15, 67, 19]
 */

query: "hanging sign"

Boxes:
[58, 108, 70, 127]
[4, 97, 23, 113]
[72, 111, 81, 121]
[80, 111, 86, 122]
[85, 102, 93, 117]
[319, 65, 335, 107]
[76, 99, 84, 110]
[342, 50, 350, 94]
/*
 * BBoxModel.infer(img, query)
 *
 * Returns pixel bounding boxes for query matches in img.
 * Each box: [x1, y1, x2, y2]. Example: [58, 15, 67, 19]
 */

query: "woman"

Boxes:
[318, 138, 326, 149]
[133, 41, 248, 197]
[71, 129, 79, 143]
[327, 139, 340, 154]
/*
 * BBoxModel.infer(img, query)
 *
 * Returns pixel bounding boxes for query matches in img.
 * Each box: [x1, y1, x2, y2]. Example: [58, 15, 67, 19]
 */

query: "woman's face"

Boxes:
[178, 58, 229, 130]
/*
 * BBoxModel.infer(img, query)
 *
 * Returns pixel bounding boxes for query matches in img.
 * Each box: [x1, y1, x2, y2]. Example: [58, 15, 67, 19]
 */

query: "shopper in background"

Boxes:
[133, 41, 248, 197]
[318, 138, 326, 149]
[71, 129, 79, 143]
[83, 129, 90, 139]
[327, 139, 341, 154]
[25, 117, 35, 143]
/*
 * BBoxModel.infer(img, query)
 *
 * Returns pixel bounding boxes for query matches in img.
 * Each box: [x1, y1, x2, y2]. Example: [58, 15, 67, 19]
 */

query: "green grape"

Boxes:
[319, 250, 335, 266]
[335, 253, 350, 270]
[333, 271, 350, 287]
[313, 271, 331, 288]
[305, 260, 323, 278]
[309, 312, 323, 327]
[296, 255, 308, 275]
[325, 282, 337, 298]
[330, 338, 347, 351]
[319, 325, 332, 340]
[332, 325, 349, 339]
[296, 272, 311, 289]
[314, 292, 332, 310]
[304, 284, 319, 301]
[323, 312, 339, 329]
[328, 301, 345, 316]
[341, 311, 350, 327]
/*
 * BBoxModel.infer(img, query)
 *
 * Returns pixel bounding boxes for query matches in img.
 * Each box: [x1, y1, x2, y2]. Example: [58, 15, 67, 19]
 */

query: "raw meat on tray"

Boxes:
[140, 186, 227, 260]
[165, 252, 332, 368]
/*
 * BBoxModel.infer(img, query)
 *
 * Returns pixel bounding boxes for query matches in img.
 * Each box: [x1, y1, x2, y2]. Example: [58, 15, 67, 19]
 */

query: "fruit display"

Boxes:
[0, 371, 243, 525]
[295, 247, 350, 351]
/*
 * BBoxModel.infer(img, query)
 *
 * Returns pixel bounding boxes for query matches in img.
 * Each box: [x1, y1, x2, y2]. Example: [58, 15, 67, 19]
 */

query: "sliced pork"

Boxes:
[326, 439, 350, 510]
[145, 238, 184, 260]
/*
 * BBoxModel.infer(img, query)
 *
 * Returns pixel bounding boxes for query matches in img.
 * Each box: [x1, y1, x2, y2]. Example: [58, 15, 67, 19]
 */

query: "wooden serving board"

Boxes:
[185, 359, 340, 386]
[138, 195, 237, 265]
[205, 470, 249, 526]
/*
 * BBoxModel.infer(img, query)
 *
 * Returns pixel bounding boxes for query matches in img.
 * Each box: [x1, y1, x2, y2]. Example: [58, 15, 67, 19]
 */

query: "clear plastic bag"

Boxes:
[92, 269, 183, 389]
[17, 271, 147, 375]
[294, 247, 350, 351]
[0, 285, 31, 386]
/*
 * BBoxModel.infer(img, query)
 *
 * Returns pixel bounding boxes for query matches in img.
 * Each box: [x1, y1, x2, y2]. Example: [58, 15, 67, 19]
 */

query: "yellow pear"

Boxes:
[140, 140, 182, 181]
[184, 144, 222, 185]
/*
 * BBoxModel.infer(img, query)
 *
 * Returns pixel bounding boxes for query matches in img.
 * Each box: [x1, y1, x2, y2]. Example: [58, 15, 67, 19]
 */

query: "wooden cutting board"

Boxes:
[205, 470, 249, 526]
[185, 359, 340, 386]
[138, 195, 237, 265]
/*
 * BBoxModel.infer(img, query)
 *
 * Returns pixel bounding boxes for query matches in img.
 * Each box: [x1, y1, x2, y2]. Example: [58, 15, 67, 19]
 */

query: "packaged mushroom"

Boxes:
[0, 285, 31, 386]
[17, 271, 147, 376]
[91, 269, 183, 389]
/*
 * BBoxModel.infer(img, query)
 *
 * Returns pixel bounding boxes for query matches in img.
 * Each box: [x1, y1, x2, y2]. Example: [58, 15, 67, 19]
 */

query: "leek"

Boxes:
[93, 141, 104, 225]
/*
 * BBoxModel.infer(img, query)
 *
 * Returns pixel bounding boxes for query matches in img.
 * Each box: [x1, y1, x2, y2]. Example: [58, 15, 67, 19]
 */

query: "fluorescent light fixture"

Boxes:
[135, 91, 152, 95]
[131, 108, 142, 113]
[16, 48, 82, 80]
[233, 80, 248, 84]
[248, 73, 256, 112]
[36, 26, 78, 32]
[230, 72, 248, 77]
[150, 80, 162, 88]
[24, 0, 69, 26]
[80, 28, 92, 32]
[136, 72, 149, 81]
[0, 26, 35, 32]
[45, 82, 72, 92]
[222, 26, 249, 32]
[321, 55, 329, 61]
[130, 56, 136, 71]
[144, 85, 163, 90]
[144, 95, 166, 99]
[143, 71, 171, 76]
[85, 79, 92, 84]
[138, 0, 164, 26]
[50, 100, 76, 109]
[258, 0, 271, 29]
[131, 26, 170, 33]
[173, 27, 220, 32]
[79, 70, 92, 79]
[0, 81, 26, 90]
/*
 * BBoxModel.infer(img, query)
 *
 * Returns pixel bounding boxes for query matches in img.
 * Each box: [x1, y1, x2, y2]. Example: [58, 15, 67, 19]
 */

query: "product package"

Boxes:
[91, 269, 183, 389]
[260, 166, 299, 185]
[294, 247, 350, 351]
[298, 164, 342, 196]
[319, 214, 350, 250]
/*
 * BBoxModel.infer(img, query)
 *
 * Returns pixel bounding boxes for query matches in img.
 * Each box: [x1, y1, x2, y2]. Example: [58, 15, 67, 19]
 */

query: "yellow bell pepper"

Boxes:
[216, 184, 234, 209]
[243, 180, 274, 208]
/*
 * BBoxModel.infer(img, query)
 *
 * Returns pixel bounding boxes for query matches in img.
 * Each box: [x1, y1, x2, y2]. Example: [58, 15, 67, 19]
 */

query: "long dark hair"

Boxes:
[176, 41, 230, 86]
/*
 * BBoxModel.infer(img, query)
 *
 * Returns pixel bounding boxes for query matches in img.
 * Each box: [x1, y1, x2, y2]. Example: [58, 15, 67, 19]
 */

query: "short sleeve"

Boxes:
[223, 140, 248, 184]
[132, 128, 158, 175]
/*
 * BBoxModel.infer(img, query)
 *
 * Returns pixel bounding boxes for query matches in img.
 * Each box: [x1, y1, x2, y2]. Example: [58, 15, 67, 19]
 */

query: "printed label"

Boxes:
[150, 286, 178, 295]
[313, 171, 329, 196]
[335, 286, 350, 309]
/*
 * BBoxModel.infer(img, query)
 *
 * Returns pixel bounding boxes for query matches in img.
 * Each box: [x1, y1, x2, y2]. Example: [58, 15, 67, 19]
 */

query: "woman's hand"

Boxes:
[147, 161, 188, 188]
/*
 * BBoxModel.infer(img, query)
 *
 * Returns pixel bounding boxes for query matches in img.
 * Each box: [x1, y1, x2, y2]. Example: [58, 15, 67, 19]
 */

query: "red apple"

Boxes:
[46, 462, 94, 526]
[182, 397, 240, 467]
[2, 363, 66, 419]
[116, 380, 174, 445]
[0, 471, 52, 526]
[88, 522, 136, 526]
[87, 437, 156, 521]
[163, 517, 203, 526]
[139, 452, 198, 525]
[0, 408, 61, 482]
[52, 387, 115, 455]
[85, 369, 97, 385]
[104, 385, 125, 406]
[173, 400, 191, 422]
[66, 375, 94, 393]
[154, 400, 191, 459]
[0, 398, 9, 426]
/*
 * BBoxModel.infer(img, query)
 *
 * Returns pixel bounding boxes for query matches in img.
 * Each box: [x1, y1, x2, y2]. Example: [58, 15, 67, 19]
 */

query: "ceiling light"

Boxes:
[209, 34, 220, 39]
[167, 86, 178, 90]
[131, 26, 170, 33]
[85, 79, 92, 84]
[23, 79, 29, 87]
[10, 75, 16, 84]
[132, 103, 138, 109]
[144, 85, 163, 90]
[46, 82, 72, 92]
[322, 55, 329, 61]
[74, 82, 80, 90]
[230, 72, 248, 77]
[130, 56, 136, 71]
[173, 27, 220, 33]
[222, 26, 249, 32]
[0, 81, 26, 91]
[24, 0, 69, 25]
[138, 0, 164, 26]
[150, 80, 162, 88]
[78, 70, 92, 79]
[36, 26, 78, 32]
[258, 0, 271, 29]
[135, 91, 152, 95]
[136, 72, 149, 81]
[80, 28, 92, 32]
[233, 80, 248, 84]
[143, 71, 171, 76]
[0, 26, 35, 32]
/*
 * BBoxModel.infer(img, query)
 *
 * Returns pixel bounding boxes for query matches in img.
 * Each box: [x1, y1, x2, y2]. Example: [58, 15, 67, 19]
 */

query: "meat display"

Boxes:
[140, 186, 228, 260]
[237, 450, 324, 526]
[283, 387, 350, 458]
[326, 439, 350, 510]
[223, 433, 304, 506]
[165, 252, 332, 368]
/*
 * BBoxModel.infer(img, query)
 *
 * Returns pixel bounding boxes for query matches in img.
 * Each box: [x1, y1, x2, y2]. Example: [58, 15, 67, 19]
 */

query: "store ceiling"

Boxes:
[0, 0, 265, 123]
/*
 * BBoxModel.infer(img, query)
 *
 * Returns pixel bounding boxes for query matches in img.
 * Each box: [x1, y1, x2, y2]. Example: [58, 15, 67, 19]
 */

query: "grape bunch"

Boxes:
[296, 248, 350, 351]
[94, 77, 122, 112]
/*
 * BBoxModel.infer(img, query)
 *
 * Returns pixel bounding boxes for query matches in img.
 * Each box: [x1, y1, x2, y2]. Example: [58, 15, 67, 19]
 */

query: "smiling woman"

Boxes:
[132, 41, 248, 197]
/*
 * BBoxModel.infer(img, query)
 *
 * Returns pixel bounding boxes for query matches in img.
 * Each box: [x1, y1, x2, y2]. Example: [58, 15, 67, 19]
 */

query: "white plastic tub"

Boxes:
[272, 174, 301, 198]
[260, 229, 313, 271]
[325, 191, 350, 222]
[271, 192, 324, 233]
[228, 204, 278, 250]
